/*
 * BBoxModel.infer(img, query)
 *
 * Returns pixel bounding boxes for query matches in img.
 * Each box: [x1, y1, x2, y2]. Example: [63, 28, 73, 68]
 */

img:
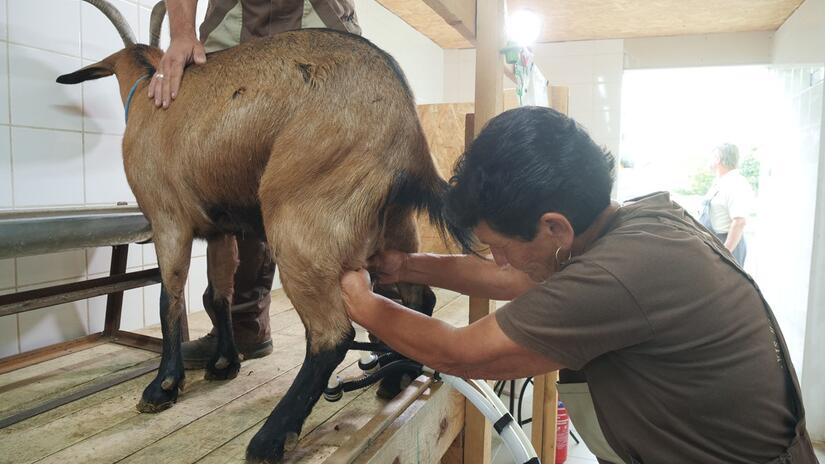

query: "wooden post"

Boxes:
[463, 1, 506, 463]
[529, 85, 569, 463]
[103, 244, 129, 337]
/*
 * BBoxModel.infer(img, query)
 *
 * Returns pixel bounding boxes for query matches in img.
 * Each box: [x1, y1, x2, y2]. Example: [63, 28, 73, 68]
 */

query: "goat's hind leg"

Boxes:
[246, 228, 356, 463]
[137, 224, 192, 413]
[204, 234, 242, 380]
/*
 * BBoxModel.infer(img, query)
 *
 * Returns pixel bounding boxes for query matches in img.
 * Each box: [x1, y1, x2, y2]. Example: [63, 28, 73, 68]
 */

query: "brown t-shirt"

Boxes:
[496, 192, 800, 464]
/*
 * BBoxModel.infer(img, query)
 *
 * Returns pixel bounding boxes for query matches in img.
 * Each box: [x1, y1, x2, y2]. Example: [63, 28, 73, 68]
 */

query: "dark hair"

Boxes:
[445, 106, 615, 241]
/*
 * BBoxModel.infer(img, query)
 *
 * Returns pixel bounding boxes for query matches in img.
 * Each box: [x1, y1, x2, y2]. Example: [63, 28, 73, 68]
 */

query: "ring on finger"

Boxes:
[155, 73, 165, 79]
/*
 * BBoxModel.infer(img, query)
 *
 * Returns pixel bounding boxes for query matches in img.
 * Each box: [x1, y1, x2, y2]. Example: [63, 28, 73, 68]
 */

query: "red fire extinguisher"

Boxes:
[556, 401, 569, 464]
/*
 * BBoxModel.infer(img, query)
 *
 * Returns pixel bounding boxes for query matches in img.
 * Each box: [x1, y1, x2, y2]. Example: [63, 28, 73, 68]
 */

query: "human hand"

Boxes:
[148, 34, 206, 109]
[367, 250, 409, 284]
[340, 268, 373, 320]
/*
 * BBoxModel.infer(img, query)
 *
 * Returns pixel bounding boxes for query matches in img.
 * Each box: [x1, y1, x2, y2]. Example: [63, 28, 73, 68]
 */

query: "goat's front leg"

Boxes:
[137, 225, 192, 413]
[204, 234, 242, 380]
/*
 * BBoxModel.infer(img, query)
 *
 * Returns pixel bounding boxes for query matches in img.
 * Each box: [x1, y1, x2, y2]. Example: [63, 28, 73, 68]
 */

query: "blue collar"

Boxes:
[124, 74, 150, 123]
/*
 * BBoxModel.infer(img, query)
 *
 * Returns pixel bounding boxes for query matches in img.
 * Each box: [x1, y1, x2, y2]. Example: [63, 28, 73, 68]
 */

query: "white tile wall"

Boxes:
[0, 258, 14, 289]
[18, 300, 88, 352]
[83, 132, 135, 204]
[8, 0, 81, 57]
[0, 315, 19, 358]
[0, 45, 9, 125]
[16, 249, 85, 287]
[9, 44, 83, 130]
[11, 126, 84, 207]
[0, 0, 8, 41]
[0, 126, 11, 208]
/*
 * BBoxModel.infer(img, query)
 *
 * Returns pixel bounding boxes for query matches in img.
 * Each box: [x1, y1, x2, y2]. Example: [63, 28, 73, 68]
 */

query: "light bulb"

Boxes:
[507, 10, 541, 47]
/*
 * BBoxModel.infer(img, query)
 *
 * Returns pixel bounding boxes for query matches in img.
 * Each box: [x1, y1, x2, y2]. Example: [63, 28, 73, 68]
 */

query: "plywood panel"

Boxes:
[375, 0, 473, 48]
[378, 0, 803, 48]
[416, 103, 474, 254]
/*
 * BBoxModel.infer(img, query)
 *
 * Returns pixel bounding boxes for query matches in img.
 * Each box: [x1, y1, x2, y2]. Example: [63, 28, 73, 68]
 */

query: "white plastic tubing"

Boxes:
[437, 373, 539, 464]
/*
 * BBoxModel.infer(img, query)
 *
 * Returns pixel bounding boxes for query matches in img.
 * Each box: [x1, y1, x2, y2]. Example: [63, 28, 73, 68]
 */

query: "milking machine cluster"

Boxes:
[324, 337, 540, 464]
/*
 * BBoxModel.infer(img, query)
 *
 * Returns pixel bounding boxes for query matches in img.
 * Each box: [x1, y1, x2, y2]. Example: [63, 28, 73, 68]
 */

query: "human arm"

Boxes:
[724, 217, 746, 252]
[341, 269, 562, 379]
[147, 0, 206, 108]
[371, 251, 536, 300]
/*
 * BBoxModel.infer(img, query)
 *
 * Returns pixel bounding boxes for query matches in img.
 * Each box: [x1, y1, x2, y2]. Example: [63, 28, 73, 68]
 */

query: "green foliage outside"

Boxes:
[676, 153, 761, 196]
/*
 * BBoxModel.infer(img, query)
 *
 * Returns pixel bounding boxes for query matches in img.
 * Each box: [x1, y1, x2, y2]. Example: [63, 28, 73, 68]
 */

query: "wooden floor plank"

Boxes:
[0, 345, 157, 416]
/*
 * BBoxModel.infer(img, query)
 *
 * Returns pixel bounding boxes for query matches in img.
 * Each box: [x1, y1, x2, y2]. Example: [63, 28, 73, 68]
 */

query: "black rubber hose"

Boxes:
[340, 360, 422, 392]
[350, 340, 393, 353]
[518, 377, 534, 425]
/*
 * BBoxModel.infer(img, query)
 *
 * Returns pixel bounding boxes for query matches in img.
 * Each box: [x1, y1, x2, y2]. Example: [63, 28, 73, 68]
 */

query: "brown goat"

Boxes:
[57, 1, 468, 462]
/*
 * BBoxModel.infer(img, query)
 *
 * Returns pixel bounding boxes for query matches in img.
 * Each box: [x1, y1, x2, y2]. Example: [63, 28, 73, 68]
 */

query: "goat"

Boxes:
[56, 1, 469, 462]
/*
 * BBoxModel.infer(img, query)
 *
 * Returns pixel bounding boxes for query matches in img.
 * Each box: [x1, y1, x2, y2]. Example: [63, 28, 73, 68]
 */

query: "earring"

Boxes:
[555, 246, 572, 266]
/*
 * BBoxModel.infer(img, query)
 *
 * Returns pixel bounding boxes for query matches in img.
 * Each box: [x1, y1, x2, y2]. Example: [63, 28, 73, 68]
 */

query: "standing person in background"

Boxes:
[700, 143, 754, 266]
[148, 0, 360, 368]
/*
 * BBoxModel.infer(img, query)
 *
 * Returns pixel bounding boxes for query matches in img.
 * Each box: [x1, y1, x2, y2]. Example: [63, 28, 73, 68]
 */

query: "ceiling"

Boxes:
[375, 0, 805, 49]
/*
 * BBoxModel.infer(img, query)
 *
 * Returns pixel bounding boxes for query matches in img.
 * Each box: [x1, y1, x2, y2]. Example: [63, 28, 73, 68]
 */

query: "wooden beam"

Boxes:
[0, 333, 106, 375]
[527, 85, 569, 464]
[530, 372, 559, 463]
[421, 0, 476, 43]
[110, 330, 164, 354]
[463, 1, 506, 463]
[351, 381, 465, 464]
[103, 244, 129, 336]
[0, 268, 161, 317]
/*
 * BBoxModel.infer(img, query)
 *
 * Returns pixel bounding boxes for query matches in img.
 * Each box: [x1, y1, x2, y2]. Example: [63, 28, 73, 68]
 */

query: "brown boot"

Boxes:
[182, 333, 273, 369]
[184, 237, 275, 370]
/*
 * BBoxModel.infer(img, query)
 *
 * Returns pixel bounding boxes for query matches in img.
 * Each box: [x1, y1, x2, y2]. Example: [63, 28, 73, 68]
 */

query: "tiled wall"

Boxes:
[443, 39, 625, 158]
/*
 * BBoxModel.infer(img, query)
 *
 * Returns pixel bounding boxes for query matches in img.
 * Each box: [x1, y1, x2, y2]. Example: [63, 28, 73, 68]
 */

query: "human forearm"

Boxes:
[345, 288, 562, 379]
[725, 218, 746, 251]
[400, 253, 535, 300]
[166, 0, 199, 39]
[347, 291, 463, 372]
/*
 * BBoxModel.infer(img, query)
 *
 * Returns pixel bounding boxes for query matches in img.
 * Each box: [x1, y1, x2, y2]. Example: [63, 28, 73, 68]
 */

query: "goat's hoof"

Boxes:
[137, 374, 183, 413]
[246, 427, 293, 464]
[205, 355, 241, 381]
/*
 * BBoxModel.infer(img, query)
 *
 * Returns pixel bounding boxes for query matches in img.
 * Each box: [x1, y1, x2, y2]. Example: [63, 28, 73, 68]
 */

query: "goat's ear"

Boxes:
[56, 62, 114, 85]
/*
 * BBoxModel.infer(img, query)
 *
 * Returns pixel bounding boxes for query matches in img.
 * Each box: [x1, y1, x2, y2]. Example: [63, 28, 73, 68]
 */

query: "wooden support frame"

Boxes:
[460, 1, 507, 462]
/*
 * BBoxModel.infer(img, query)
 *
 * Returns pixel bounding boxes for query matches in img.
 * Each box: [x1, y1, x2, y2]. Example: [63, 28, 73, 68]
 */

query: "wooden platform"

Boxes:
[0, 288, 469, 464]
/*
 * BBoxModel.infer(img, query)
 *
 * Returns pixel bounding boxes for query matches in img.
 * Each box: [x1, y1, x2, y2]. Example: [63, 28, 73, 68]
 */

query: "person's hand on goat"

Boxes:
[148, 35, 206, 109]
[368, 250, 409, 285]
[340, 268, 375, 323]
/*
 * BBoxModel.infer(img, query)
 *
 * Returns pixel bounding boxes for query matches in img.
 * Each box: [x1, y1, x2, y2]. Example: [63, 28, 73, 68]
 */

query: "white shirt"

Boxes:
[706, 169, 754, 233]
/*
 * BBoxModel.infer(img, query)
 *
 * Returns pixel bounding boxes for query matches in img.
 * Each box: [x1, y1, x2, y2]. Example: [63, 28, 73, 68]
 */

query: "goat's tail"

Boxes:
[386, 165, 476, 253]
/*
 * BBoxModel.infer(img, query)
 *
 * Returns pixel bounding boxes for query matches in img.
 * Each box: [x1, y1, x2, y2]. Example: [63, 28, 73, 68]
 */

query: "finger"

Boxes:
[154, 65, 164, 107]
[147, 74, 157, 98]
[161, 64, 172, 108]
[167, 58, 186, 104]
[193, 44, 207, 65]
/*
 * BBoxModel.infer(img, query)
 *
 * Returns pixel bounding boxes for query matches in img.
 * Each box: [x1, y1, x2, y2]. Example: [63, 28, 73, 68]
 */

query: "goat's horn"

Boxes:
[150, 1, 167, 48]
[82, 0, 136, 47]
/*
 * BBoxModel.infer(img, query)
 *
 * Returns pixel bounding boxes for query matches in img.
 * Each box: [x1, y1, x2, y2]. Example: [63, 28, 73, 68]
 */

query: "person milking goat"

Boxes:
[341, 107, 818, 463]
[145, 0, 361, 375]
[57, 1, 465, 462]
